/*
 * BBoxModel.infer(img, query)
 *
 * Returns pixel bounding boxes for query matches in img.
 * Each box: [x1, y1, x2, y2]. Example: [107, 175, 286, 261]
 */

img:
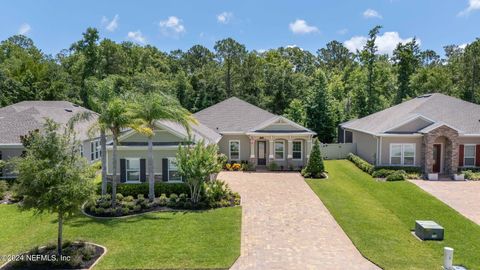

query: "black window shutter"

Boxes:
[120, 159, 126, 183]
[162, 158, 168, 181]
[140, 159, 146, 182]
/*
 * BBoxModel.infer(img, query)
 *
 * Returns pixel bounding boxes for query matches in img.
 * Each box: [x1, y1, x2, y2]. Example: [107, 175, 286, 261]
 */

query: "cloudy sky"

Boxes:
[2, 0, 479, 55]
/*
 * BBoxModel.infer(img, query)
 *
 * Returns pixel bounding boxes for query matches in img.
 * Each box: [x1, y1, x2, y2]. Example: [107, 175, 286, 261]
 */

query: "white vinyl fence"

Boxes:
[320, 143, 356, 160]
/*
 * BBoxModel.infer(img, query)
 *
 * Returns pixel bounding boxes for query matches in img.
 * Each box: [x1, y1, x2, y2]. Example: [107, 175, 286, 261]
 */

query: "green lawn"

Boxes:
[0, 205, 241, 269]
[307, 160, 480, 270]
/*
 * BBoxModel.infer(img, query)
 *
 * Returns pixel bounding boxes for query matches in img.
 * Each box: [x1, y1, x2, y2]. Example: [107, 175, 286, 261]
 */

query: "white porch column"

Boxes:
[306, 137, 313, 159]
[250, 137, 255, 159]
[269, 137, 274, 159]
[287, 139, 293, 159]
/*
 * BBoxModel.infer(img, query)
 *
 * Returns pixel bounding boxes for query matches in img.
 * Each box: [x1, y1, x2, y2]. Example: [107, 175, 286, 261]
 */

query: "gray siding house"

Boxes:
[339, 93, 480, 176]
[0, 101, 100, 179]
[106, 97, 316, 183]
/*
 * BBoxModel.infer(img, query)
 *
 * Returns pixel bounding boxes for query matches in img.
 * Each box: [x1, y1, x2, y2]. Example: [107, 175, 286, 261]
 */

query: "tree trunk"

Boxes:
[57, 212, 63, 256]
[112, 138, 118, 207]
[148, 137, 155, 201]
[100, 128, 107, 196]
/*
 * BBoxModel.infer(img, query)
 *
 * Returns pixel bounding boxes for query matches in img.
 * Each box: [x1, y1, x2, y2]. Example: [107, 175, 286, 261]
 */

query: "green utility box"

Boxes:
[415, 220, 444, 241]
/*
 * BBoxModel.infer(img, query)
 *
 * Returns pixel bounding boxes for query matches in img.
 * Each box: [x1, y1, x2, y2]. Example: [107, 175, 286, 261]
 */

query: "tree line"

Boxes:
[0, 25, 479, 143]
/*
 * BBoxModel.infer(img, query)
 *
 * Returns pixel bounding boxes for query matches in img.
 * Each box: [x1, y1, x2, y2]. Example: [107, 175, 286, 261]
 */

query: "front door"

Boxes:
[257, 141, 266, 165]
[432, 144, 441, 173]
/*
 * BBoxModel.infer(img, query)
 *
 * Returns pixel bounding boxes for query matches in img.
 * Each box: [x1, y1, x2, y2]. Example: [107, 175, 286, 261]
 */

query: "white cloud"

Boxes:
[127, 30, 146, 44]
[363, 9, 382, 19]
[289, 19, 319, 34]
[18, 23, 31, 35]
[344, 31, 419, 55]
[459, 0, 480, 16]
[101, 14, 119, 32]
[217, 12, 233, 24]
[459, 43, 469, 49]
[337, 28, 348, 35]
[159, 16, 185, 36]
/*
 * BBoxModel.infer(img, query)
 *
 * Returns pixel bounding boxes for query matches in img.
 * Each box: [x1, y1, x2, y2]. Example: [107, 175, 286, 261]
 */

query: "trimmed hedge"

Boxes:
[101, 182, 189, 198]
[347, 153, 374, 174]
[374, 166, 422, 174]
[385, 170, 407, 181]
[462, 170, 480, 180]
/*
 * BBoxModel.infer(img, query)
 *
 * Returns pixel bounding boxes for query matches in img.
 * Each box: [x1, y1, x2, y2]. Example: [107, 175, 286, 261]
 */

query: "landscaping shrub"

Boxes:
[374, 166, 422, 174]
[90, 160, 102, 171]
[267, 161, 279, 171]
[158, 194, 168, 206]
[347, 153, 374, 174]
[0, 180, 8, 200]
[386, 170, 407, 181]
[301, 138, 325, 178]
[225, 163, 242, 171]
[102, 182, 189, 198]
[372, 169, 396, 178]
[463, 170, 480, 180]
[241, 162, 255, 171]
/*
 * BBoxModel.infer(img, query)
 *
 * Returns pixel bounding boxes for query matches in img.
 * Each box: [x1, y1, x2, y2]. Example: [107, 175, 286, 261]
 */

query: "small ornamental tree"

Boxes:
[176, 140, 223, 204]
[14, 119, 95, 256]
[302, 138, 325, 178]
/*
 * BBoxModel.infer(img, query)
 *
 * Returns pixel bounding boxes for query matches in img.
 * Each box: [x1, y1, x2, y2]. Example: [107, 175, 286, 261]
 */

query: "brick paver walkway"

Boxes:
[220, 171, 379, 270]
[411, 180, 480, 225]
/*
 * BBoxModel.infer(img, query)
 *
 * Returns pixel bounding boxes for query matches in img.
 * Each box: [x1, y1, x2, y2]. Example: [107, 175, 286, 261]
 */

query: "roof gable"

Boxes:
[193, 97, 277, 133]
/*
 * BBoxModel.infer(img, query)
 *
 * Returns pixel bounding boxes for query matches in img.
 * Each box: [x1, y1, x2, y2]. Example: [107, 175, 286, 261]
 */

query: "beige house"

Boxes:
[339, 93, 480, 177]
[106, 97, 316, 183]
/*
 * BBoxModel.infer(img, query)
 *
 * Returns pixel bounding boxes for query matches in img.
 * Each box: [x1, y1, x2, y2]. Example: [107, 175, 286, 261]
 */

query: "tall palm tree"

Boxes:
[69, 78, 114, 196]
[129, 92, 196, 201]
[103, 98, 132, 206]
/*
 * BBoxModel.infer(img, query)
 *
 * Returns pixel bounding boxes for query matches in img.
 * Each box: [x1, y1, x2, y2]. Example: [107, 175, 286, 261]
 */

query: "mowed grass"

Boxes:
[306, 160, 480, 270]
[0, 205, 241, 269]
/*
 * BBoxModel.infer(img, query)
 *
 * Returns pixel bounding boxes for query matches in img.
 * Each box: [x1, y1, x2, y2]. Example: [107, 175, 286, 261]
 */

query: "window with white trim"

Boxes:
[275, 141, 285, 160]
[168, 157, 182, 182]
[292, 141, 302, 160]
[90, 139, 100, 160]
[126, 158, 140, 182]
[390, 143, 415, 165]
[464, 144, 476, 167]
[229, 140, 240, 161]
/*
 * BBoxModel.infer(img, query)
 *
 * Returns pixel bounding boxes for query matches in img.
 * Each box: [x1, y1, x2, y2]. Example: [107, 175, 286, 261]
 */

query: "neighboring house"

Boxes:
[0, 101, 99, 179]
[106, 97, 316, 183]
[339, 93, 480, 176]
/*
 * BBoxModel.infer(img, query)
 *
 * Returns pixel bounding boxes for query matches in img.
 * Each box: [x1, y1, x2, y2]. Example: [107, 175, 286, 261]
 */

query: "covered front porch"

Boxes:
[246, 133, 314, 170]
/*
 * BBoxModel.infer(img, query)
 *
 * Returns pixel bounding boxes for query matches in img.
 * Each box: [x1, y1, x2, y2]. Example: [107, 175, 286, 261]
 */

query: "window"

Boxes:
[275, 141, 285, 160]
[390, 144, 415, 165]
[90, 140, 100, 160]
[168, 158, 182, 182]
[229, 140, 240, 161]
[79, 144, 83, 157]
[464, 145, 476, 167]
[292, 141, 302, 160]
[126, 158, 140, 182]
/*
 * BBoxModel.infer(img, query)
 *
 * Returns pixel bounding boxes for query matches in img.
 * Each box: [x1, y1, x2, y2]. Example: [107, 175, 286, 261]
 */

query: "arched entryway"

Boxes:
[422, 125, 459, 175]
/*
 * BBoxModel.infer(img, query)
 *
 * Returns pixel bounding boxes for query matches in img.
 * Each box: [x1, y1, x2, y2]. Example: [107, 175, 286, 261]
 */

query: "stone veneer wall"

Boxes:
[422, 125, 459, 174]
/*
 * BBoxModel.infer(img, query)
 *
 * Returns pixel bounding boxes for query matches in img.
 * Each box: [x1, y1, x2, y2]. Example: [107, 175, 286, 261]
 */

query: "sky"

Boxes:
[1, 0, 480, 56]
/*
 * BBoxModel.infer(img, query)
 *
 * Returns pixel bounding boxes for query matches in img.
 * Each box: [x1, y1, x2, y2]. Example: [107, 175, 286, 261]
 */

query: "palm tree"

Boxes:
[69, 78, 114, 196]
[103, 97, 132, 206]
[129, 92, 196, 201]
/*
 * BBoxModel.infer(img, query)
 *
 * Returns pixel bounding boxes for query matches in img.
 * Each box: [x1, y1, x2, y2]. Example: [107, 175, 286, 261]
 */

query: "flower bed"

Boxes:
[1, 241, 105, 270]
[85, 180, 241, 217]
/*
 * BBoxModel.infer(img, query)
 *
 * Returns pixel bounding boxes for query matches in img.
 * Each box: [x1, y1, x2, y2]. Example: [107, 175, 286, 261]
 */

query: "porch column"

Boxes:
[269, 137, 274, 159]
[287, 140, 293, 159]
[249, 138, 255, 159]
[306, 138, 313, 159]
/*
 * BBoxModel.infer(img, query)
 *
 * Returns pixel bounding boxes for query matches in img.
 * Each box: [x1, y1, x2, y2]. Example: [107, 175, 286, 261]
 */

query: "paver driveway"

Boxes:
[411, 180, 480, 225]
[220, 171, 379, 270]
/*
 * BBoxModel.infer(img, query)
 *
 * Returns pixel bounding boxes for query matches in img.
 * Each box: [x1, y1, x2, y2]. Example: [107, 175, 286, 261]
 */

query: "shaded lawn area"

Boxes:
[0, 205, 241, 269]
[307, 160, 480, 270]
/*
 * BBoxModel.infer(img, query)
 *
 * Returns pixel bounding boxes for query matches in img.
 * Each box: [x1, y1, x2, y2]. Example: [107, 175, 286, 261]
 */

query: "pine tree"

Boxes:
[301, 139, 325, 178]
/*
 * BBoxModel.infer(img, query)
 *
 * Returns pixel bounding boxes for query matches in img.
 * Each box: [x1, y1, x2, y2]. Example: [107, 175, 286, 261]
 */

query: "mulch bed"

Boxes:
[1, 242, 106, 270]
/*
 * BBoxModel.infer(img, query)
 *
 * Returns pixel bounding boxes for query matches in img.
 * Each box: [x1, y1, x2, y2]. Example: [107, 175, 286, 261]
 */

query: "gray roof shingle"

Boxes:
[0, 101, 98, 144]
[193, 97, 277, 133]
[342, 93, 480, 135]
